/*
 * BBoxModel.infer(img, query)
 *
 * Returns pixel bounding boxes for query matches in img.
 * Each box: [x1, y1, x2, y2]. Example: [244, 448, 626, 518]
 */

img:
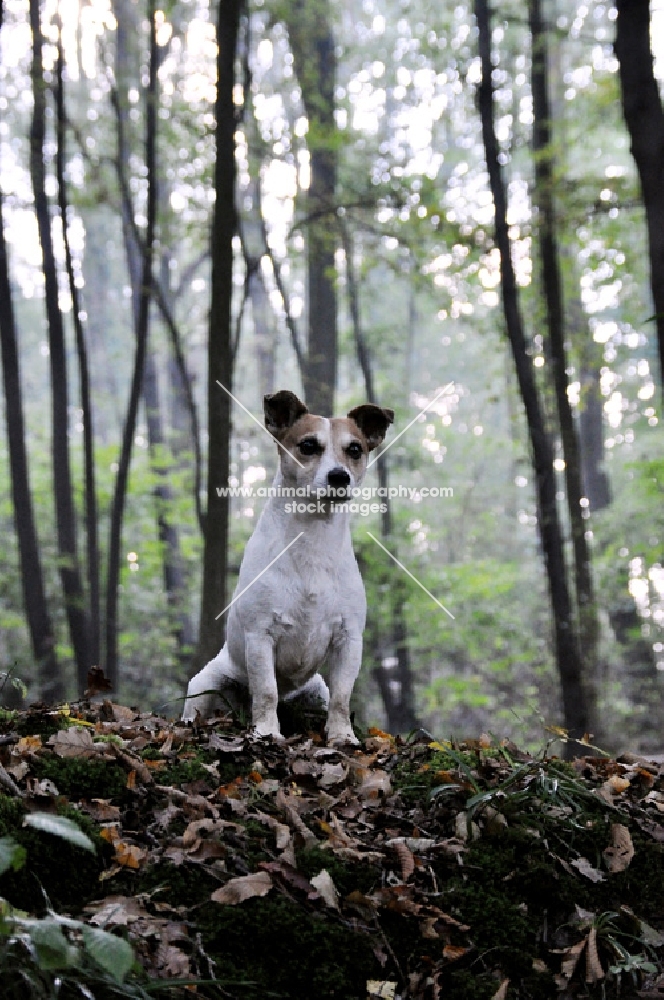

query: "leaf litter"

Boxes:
[1, 701, 664, 998]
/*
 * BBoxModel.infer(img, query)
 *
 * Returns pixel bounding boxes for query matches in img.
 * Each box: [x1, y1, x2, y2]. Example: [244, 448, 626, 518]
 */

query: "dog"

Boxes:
[182, 389, 394, 743]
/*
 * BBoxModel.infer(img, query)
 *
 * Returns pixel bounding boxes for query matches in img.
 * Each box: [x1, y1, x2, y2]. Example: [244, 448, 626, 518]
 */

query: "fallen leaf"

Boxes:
[47, 727, 98, 758]
[319, 762, 348, 787]
[211, 871, 273, 905]
[391, 838, 415, 880]
[366, 982, 396, 999]
[86, 895, 148, 926]
[603, 823, 635, 873]
[310, 869, 339, 909]
[442, 943, 469, 961]
[114, 841, 147, 869]
[490, 978, 509, 1000]
[557, 938, 586, 984]
[85, 666, 113, 697]
[16, 736, 42, 754]
[81, 799, 121, 822]
[570, 856, 605, 882]
[585, 926, 604, 983]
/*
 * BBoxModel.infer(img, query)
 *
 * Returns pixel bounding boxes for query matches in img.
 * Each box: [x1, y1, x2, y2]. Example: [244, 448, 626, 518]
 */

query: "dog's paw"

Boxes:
[326, 727, 360, 747]
[252, 720, 284, 741]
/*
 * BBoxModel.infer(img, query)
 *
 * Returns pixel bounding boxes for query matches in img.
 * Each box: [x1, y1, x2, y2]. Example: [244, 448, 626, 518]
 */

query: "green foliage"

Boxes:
[0, 795, 107, 914]
[23, 812, 96, 853]
[0, 810, 137, 1000]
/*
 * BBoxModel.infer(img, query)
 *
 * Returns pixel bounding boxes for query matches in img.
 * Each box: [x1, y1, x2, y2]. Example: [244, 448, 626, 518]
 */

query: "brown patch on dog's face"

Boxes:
[330, 418, 368, 471]
[277, 414, 329, 483]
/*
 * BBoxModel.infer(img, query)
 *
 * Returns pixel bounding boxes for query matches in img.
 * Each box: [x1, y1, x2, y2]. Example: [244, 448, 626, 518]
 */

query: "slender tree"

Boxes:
[29, 0, 89, 692]
[615, 0, 664, 393]
[105, 0, 158, 689]
[55, 23, 100, 683]
[529, 0, 598, 693]
[0, 0, 60, 699]
[111, 2, 192, 664]
[340, 221, 419, 733]
[286, 0, 338, 415]
[195, 0, 242, 670]
[474, 0, 595, 744]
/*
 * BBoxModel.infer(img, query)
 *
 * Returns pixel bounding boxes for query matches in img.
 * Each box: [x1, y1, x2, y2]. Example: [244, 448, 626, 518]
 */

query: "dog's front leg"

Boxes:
[245, 632, 281, 738]
[325, 634, 362, 745]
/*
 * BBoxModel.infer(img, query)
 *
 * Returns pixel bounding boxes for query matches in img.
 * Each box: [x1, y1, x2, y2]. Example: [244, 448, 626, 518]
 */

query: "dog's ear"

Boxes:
[347, 404, 394, 451]
[264, 390, 309, 437]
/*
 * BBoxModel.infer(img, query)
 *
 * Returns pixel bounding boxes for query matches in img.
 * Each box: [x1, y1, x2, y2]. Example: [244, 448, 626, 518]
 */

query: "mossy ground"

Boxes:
[1, 710, 662, 999]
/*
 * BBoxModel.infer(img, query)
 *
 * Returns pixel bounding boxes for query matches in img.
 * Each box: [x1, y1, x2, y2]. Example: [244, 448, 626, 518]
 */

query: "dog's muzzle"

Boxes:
[326, 467, 351, 497]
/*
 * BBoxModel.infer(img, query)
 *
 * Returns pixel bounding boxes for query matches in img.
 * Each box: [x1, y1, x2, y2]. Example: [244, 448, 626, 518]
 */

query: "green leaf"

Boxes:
[0, 836, 26, 876]
[28, 918, 80, 970]
[81, 925, 134, 982]
[23, 813, 95, 852]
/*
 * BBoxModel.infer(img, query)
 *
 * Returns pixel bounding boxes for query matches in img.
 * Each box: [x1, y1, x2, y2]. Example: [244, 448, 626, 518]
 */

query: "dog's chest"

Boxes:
[271, 567, 353, 675]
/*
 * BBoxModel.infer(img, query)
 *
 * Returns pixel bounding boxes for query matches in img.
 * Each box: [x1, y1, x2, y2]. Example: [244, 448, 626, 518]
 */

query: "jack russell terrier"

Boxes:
[182, 389, 394, 744]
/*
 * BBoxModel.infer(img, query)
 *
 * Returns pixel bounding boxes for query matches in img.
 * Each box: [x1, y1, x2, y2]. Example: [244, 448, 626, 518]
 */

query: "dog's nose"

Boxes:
[327, 468, 351, 491]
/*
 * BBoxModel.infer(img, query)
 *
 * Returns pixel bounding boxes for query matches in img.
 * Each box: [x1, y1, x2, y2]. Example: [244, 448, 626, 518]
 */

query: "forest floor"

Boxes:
[1, 695, 664, 1000]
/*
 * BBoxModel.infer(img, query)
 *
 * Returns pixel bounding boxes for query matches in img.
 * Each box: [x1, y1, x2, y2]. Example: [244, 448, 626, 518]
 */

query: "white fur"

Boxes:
[183, 396, 392, 744]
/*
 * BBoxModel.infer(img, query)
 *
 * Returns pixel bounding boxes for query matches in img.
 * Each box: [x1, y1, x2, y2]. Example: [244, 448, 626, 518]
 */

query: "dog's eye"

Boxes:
[346, 442, 363, 460]
[298, 438, 320, 456]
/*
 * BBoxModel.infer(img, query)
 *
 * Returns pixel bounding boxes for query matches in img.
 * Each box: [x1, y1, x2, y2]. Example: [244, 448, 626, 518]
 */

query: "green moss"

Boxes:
[14, 712, 74, 739]
[31, 755, 129, 801]
[198, 893, 382, 999]
[0, 794, 108, 914]
[109, 859, 221, 910]
[296, 844, 380, 896]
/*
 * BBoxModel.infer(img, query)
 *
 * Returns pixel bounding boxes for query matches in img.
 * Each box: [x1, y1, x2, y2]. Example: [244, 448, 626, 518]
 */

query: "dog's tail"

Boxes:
[182, 646, 237, 722]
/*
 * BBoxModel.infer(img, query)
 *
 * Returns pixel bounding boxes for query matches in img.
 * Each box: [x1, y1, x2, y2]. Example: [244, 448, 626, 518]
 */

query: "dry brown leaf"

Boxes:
[319, 762, 348, 787]
[391, 839, 415, 881]
[81, 799, 121, 822]
[47, 727, 98, 758]
[252, 811, 292, 850]
[211, 871, 273, 905]
[558, 938, 586, 983]
[15, 736, 42, 754]
[603, 823, 635, 873]
[356, 768, 391, 800]
[155, 943, 190, 978]
[114, 841, 147, 869]
[585, 927, 604, 983]
[84, 666, 113, 697]
[442, 944, 469, 961]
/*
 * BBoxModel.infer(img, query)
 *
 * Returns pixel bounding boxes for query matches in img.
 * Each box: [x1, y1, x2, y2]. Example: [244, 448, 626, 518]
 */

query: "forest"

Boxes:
[0, 0, 663, 756]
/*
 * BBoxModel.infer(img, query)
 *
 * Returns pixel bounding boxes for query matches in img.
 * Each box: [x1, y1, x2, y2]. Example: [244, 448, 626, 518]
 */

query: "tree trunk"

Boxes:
[0, 2, 60, 696]
[55, 25, 101, 683]
[615, 0, 664, 394]
[529, 0, 598, 704]
[105, 0, 158, 689]
[29, 0, 89, 696]
[195, 0, 240, 670]
[475, 0, 594, 744]
[287, 0, 337, 416]
[341, 222, 419, 734]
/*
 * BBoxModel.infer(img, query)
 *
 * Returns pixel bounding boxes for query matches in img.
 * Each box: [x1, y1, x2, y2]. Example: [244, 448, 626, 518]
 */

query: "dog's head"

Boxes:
[264, 390, 394, 497]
